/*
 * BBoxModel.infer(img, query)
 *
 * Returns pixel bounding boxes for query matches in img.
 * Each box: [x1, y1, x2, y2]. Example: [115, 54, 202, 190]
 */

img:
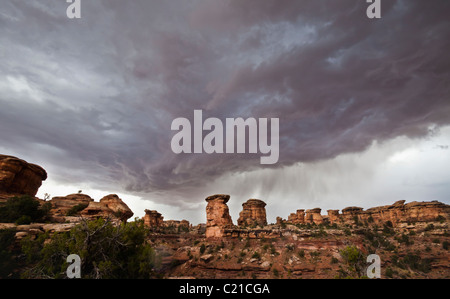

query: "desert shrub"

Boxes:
[66, 203, 88, 216]
[393, 253, 432, 273]
[0, 195, 52, 224]
[382, 222, 395, 236]
[395, 234, 413, 246]
[435, 215, 446, 223]
[424, 224, 434, 231]
[21, 218, 160, 278]
[251, 251, 261, 259]
[339, 245, 366, 277]
[443, 241, 449, 250]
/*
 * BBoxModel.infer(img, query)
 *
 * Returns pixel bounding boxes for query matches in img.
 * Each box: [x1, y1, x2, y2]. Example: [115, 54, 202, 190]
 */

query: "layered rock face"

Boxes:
[143, 209, 164, 228]
[237, 199, 267, 227]
[305, 208, 323, 224]
[0, 155, 47, 197]
[205, 194, 233, 238]
[288, 209, 305, 224]
[163, 219, 190, 230]
[284, 200, 450, 226]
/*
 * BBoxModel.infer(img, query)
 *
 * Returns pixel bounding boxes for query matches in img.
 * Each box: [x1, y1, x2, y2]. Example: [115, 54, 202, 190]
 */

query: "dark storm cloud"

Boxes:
[1, 1, 450, 204]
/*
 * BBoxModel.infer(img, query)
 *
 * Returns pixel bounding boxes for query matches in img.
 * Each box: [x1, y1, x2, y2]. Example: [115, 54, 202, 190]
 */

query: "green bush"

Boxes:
[339, 245, 366, 277]
[21, 218, 160, 278]
[393, 252, 432, 273]
[0, 195, 52, 224]
[251, 251, 261, 259]
[66, 203, 88, 216]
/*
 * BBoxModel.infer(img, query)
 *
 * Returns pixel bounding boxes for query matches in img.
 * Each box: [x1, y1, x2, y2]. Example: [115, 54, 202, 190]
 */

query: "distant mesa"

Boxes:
[281, 200, 450, 227]
[142, 209, 190, 231]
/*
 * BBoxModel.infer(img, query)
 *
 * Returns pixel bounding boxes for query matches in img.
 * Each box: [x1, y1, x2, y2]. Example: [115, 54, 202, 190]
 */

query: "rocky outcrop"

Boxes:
[237, 199, 267, 227]
[305, 208, 323, 224]
[0, 155, 47, 197]
[327, 210, 340, 223]
[143, 210, 164, 228]
[49, 193, 133, 223]
[288, 209, 305, 224]
[49, 193, 94, 221]
[284, 200, 450, 226]
[205, 194, 234, 238]
[163, 219, 190, 230]
[99, 194, 134, 222]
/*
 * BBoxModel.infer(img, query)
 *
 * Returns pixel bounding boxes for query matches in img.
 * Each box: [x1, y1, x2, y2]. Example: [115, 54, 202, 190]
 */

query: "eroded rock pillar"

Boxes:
[205, 194, 233, 238]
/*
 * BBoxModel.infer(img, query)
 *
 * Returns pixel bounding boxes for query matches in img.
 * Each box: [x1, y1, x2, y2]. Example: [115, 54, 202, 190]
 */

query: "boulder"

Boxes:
[99, 194, 134, 221]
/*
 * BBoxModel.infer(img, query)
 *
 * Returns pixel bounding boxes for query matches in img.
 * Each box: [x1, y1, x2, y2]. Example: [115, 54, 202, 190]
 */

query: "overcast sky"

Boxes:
[1, 0, 449, 224]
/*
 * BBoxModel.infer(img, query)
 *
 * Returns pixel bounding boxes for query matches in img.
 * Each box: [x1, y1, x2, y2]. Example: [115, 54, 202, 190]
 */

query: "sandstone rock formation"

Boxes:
[99, 194, 134, 221]
[143, 209, 164, 228]
[163, 219, 190, 230]
[0, 154, 47, 198]
[49, 193, 94, 221]
[284, 200, 450, 226]
[288, 209, 305, 224]
[49, 193, 133, 223]
[305, 208, 323, 224]
[205, 194, 233, 238]
[237, 199, 267, 227]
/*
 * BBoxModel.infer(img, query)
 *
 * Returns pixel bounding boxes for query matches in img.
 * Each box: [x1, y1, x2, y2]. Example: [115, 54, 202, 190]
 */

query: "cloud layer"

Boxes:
[1, 1, 449, 220]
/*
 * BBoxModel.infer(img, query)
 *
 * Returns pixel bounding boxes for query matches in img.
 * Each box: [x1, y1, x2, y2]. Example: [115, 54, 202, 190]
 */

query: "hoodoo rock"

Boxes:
[143, 209, 164, 228]
[205, 194, 233, 238]
[237, 199, 267, 227]
[327, 210, 340, 223]
[305, 208, 323, 224]
[0, 154, 47, 197]
[288, 209, 305, 224]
